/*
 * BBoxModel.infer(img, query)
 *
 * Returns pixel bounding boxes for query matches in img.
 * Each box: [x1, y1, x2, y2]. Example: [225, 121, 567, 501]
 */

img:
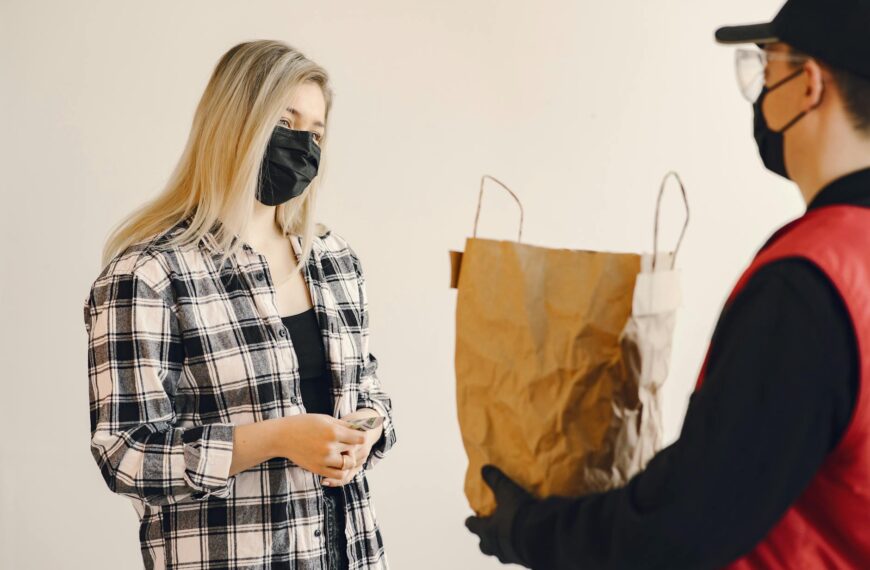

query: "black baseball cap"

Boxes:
[715, 0, 870, 80]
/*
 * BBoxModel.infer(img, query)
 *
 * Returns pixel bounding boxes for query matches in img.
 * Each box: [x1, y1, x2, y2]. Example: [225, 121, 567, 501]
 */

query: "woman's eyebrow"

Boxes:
[285, 107, 325, 128]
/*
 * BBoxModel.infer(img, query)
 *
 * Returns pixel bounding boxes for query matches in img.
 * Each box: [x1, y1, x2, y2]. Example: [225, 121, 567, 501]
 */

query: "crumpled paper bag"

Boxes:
[451, 173, 687, 516]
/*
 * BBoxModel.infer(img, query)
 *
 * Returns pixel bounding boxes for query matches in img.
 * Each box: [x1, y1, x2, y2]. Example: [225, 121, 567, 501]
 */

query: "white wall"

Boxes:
[0, 1, 802, 568]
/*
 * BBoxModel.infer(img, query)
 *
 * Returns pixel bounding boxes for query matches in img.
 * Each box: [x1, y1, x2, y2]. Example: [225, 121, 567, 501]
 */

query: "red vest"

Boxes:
[694, 205, 870, 568]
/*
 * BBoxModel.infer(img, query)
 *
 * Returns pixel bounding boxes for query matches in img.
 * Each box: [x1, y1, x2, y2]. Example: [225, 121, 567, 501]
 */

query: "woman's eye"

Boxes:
[313, 132, 322, 143]
[278, 118, 292, 128]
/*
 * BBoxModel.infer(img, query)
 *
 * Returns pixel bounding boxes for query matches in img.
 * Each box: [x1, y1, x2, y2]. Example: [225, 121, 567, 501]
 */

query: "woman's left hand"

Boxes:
[321, 408, 384, 487]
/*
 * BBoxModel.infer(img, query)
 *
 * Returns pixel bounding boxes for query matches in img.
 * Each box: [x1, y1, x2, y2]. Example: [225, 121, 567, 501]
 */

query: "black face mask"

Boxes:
[256, 126, 321, 206]
[752, 68, 816, 181]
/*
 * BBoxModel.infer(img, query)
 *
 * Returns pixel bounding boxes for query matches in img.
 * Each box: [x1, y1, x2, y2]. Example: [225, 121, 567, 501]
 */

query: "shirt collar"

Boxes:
[190, 215, 326, 257]
[807, 167, 870, 211]
[192, 217, 255, 256]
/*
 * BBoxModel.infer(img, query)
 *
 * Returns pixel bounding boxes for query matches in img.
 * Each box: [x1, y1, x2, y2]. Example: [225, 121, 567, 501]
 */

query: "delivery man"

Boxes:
[465, 0, 870, 568]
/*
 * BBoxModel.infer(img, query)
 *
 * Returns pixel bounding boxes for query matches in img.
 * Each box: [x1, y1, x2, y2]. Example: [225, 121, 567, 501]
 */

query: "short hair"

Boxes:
[785, 46, 870, 135]
[830, 68, 870, 134]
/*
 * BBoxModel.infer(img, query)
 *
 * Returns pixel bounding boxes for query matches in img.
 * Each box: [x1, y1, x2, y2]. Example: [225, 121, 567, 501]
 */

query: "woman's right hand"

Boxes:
[272, 414, 367, 479]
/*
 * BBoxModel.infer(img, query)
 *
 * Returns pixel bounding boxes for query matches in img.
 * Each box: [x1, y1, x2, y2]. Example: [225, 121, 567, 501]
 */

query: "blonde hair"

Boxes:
[101, 39, 334, 272]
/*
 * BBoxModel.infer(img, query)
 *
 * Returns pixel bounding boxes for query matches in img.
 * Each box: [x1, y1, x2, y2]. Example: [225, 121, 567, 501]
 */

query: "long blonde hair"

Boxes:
[101, 40, 334, 272]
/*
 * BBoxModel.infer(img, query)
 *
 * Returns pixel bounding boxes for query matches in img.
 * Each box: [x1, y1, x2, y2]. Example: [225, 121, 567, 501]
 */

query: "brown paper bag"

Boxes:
[451, 173, 689, 516]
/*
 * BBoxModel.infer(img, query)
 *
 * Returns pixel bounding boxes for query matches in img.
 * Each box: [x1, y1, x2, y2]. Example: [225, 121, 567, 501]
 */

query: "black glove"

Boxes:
[464, 465, 536, 567]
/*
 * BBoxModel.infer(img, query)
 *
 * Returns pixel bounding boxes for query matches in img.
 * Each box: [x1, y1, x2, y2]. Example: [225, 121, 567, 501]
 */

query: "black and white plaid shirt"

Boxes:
[84, 214, 396, 569]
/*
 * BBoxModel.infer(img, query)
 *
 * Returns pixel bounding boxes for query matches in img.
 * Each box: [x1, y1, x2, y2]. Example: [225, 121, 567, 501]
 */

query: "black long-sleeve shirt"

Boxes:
[514, 167, 870, 570]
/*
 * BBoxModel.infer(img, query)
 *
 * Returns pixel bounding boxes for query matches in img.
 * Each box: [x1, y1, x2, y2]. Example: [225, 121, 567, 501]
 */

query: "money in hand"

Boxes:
[346, 416, 384, 431]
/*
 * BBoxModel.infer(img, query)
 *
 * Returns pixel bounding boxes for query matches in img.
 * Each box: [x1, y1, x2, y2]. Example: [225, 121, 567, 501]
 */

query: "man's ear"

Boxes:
[803, 59, 826, 111]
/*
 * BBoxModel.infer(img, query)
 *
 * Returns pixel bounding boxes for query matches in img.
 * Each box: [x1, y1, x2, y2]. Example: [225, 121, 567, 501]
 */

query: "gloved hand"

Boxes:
[464, 465, 536, 567]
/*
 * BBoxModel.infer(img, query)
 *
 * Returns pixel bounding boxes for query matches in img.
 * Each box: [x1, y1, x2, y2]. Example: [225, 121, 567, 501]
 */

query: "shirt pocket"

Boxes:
[338, 321, 363, 365]
[316, 318, 356, 409]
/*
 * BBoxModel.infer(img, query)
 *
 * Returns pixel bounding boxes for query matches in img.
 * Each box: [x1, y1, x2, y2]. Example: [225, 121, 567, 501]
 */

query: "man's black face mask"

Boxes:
[256, 126, 321, 206]
[753, 67, 820, 181]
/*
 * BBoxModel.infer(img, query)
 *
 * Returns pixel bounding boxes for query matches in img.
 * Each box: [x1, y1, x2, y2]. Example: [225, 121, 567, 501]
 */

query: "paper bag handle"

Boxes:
[473, 175, 525, 243]
[653, 171, 690, 271]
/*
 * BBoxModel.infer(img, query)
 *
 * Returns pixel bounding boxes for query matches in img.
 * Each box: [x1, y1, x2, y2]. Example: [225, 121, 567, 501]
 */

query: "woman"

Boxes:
[83, 40, 396, 569]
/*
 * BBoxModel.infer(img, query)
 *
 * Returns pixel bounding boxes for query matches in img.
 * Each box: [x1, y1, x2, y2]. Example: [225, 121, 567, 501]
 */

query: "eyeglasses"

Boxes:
[734, 48, 810, 102]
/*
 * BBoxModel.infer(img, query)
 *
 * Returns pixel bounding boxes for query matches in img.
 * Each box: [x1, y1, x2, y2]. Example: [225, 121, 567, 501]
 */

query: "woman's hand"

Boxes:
[271, 414, 366, 480]
[320, 408, 384, 487]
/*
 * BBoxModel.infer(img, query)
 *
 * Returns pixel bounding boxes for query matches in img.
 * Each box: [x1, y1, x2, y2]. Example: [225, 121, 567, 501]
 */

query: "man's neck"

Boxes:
[796, 129, 870, 205]
[800, 162, 870, 206]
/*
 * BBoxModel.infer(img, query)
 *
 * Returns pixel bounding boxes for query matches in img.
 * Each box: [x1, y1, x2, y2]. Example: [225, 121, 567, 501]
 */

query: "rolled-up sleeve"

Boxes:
[84, 268, 236, 506]
[350, 251, 396, 470]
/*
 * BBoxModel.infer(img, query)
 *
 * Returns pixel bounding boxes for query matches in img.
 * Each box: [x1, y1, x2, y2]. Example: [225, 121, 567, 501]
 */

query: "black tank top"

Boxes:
[280, 308, 333, 415]
[280, 308, 348, 566]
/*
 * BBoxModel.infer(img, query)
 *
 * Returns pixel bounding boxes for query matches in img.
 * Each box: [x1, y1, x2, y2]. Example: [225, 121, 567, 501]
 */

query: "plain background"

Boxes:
[1, 0, 800, 568]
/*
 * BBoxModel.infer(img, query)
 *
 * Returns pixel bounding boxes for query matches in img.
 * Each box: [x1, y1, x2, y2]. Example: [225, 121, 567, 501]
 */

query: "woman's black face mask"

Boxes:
[256, 126, 321, 206]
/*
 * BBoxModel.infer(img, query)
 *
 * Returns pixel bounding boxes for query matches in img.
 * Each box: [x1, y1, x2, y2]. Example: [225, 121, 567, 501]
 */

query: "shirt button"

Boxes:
[255, 271, 265, 281]
[314, 529, 321, 538]
[278, 327, 287, 338]
[291, 396, 300, 405]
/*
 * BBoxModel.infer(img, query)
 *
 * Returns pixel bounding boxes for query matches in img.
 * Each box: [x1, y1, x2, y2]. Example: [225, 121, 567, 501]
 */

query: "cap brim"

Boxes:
[715, 23, 779, 45]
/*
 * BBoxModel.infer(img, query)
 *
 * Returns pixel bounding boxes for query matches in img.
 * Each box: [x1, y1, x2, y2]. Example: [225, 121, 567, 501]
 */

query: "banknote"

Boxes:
[345, 416, 384, 431]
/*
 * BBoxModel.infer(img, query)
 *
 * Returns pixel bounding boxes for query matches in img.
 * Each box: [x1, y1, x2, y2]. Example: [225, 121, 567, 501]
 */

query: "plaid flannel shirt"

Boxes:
[84, 215, 396, 569]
